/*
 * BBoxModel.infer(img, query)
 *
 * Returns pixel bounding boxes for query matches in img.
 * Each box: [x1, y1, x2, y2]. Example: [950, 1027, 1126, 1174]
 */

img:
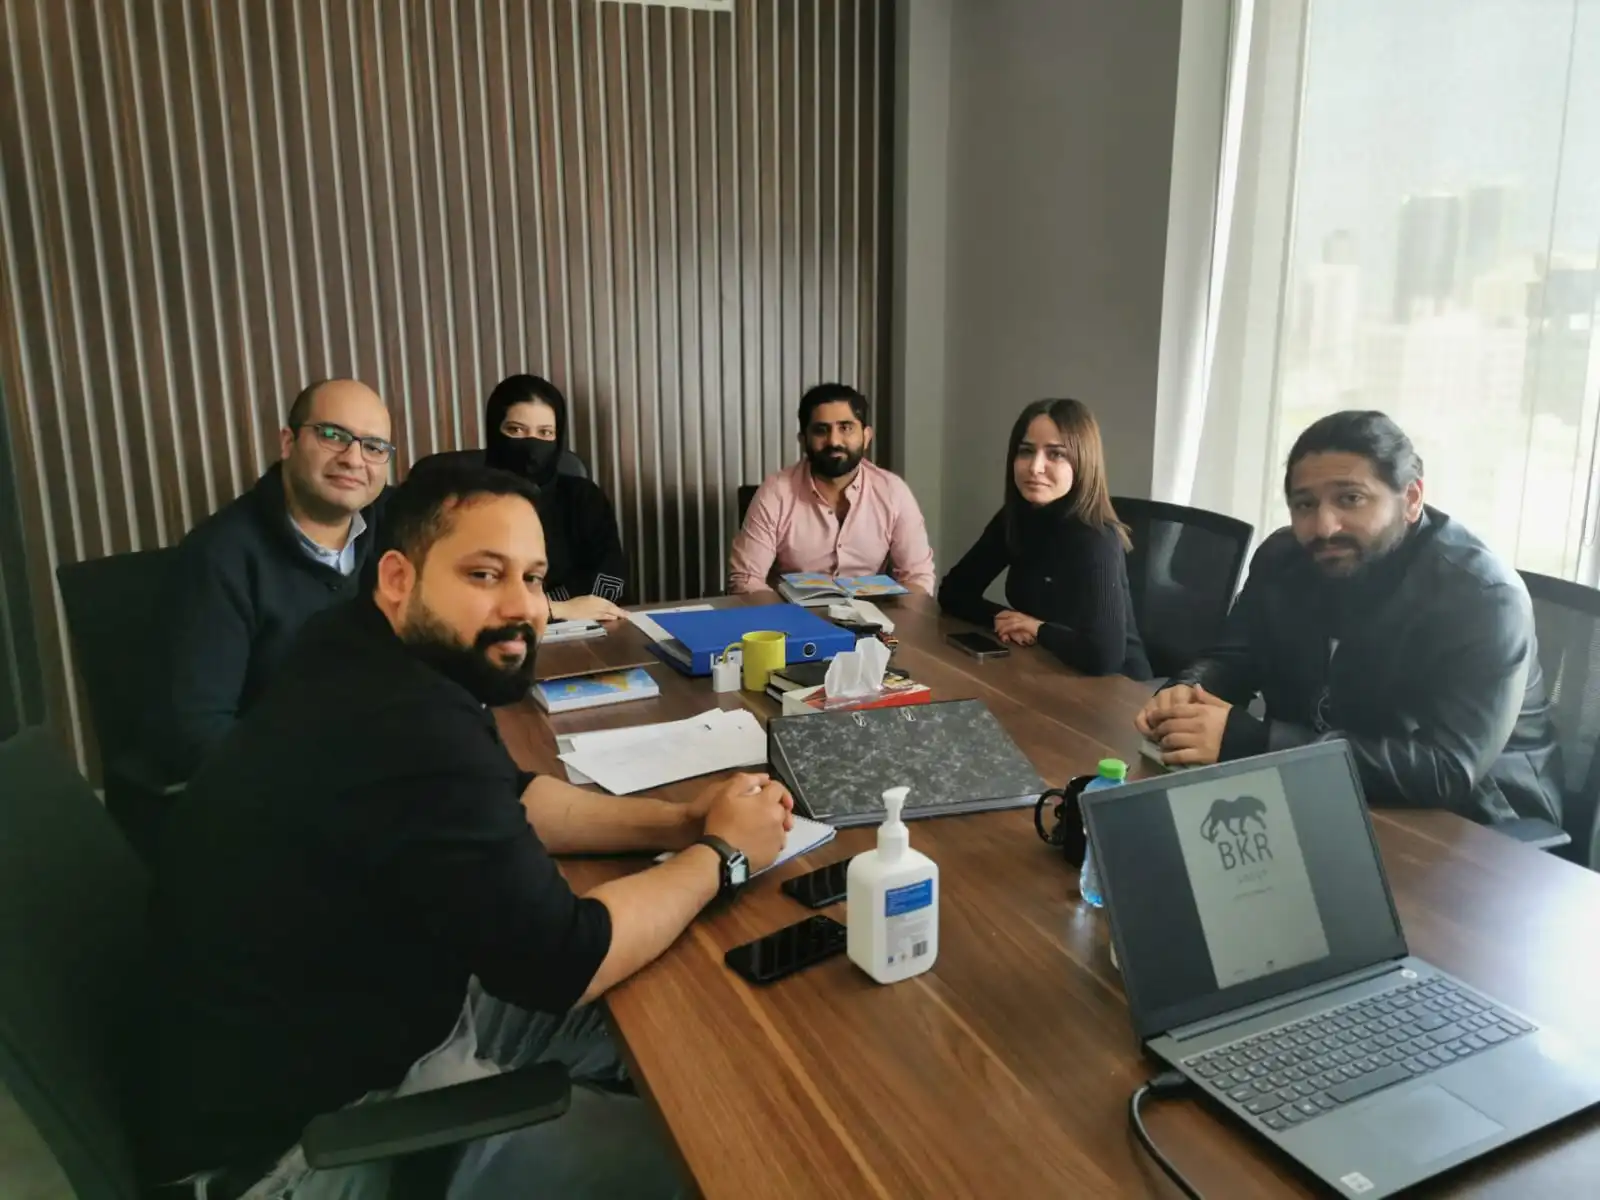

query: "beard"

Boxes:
[1306, 514, 1410, 579]
[399, 598, 538, 707]
[806, 443, 864, 479]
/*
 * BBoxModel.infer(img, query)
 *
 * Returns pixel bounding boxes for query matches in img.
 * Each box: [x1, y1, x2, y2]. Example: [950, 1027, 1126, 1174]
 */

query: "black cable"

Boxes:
[1129, 1070, 1204, 1200]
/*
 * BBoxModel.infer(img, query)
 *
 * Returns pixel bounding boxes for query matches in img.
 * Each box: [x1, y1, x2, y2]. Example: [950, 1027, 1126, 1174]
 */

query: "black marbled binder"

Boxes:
[767, 699, 1047, 828]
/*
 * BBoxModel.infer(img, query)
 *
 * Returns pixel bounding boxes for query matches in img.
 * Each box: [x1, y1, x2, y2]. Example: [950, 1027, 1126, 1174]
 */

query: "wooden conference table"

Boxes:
[497, 593, 1600, 1198]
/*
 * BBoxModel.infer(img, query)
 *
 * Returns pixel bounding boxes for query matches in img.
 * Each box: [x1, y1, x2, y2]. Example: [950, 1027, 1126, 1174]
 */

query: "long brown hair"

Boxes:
[1004, 398, 1130, 552]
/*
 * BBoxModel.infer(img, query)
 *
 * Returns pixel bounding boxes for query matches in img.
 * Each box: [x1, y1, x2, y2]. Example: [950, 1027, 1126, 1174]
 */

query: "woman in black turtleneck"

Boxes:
[938, 399, 1151, 679]
[412, 375, 628, 620]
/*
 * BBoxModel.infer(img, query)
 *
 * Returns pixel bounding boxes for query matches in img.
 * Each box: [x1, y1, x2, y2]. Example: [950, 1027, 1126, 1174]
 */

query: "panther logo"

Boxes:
[1200, 796, 1267, 842]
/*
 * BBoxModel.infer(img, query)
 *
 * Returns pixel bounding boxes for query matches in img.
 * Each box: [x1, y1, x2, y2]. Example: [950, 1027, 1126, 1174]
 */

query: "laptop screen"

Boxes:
[1082, 741, 1408, 1040]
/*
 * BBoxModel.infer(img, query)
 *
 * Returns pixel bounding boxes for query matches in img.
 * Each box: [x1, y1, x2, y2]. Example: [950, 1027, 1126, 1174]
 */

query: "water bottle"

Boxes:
[1078, 758, 1128, 908]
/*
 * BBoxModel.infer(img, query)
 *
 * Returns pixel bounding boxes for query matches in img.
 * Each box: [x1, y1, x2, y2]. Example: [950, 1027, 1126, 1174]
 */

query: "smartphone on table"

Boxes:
[946, 631, 1010, 660]
[724, 915, 848, 985]
[780, 857, 854, 909]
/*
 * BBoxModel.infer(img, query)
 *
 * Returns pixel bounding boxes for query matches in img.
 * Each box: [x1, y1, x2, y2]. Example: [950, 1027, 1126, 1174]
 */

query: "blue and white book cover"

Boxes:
[535, 668, 659, 711]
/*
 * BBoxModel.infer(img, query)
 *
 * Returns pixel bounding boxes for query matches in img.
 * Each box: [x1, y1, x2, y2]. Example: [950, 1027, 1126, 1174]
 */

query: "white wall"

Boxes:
[893, 0, 1184, 569]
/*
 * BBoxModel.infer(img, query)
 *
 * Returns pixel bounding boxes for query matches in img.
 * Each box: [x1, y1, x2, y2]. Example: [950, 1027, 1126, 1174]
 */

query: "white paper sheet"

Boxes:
[557, 711, 725, 786]
[558, 708, 768, 794]
[626, 603, 715, 644]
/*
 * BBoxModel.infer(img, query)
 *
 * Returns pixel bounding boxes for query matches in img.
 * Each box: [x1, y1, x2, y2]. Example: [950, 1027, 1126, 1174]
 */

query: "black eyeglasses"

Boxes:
[294, 421, 395, 465]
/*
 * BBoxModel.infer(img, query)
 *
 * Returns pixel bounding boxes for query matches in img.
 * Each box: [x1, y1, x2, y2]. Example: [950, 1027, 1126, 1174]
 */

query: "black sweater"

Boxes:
[131, 598, 611, 1182]
[939, 506, 1152, 679]
[410, 449, 627, 603]
[147, 465, 385, 781]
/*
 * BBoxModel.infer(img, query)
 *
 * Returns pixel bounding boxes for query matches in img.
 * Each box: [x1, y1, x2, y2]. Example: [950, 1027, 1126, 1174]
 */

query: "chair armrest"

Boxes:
[107, 755, 187, 796]
[1491, 817, 1571, 851]
[301, 1063, 571, 1170]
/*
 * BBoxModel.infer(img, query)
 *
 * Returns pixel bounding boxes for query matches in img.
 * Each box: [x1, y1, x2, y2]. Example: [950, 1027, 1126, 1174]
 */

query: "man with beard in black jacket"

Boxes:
[1136, 410, 1562, 827]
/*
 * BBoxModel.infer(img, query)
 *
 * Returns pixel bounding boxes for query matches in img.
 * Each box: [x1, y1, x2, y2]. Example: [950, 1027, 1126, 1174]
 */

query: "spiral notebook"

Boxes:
[654, 815, 836, 877]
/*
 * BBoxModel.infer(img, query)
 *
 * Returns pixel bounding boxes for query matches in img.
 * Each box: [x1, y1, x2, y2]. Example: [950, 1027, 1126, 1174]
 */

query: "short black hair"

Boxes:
[1285, 410, 1424, 494]
[797, 383, 870, 433]
[380, 463, 543, 569]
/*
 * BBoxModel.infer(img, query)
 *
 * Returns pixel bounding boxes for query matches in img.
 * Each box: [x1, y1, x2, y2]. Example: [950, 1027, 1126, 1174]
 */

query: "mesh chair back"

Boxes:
[1520, 570, 1600, 866]
[0, 728, 147, 1200]
[1112, 498, 1253, 679]
[56, 548, 180, 773]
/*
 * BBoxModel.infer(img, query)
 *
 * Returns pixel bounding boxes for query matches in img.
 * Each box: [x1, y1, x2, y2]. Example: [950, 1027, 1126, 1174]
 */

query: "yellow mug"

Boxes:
[726, 630, 786, 692]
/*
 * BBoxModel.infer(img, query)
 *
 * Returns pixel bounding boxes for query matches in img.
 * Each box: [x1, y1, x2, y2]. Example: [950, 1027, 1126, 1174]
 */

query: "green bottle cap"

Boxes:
[1098, 758, 1128, 781]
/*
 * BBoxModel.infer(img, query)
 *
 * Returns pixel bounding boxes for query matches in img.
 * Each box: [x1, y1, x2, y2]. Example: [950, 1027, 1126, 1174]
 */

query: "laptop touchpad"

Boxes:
[1357, 1085, 1505, 1164]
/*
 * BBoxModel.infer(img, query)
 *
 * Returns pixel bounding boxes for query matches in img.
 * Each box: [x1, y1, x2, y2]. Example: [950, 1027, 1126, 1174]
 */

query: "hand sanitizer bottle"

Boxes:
[847, 786, 939, 984]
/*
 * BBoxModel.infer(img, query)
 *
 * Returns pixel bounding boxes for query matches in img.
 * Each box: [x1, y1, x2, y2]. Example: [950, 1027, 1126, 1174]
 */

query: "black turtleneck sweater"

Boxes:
[938, 504, 1152, 679]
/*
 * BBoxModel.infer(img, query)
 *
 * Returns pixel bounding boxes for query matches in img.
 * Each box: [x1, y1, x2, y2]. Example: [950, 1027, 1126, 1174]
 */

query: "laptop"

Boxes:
[1081, 741, 1600, 1198]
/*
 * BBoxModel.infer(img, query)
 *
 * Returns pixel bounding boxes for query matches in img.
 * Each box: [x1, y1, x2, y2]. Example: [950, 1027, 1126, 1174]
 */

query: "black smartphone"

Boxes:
[780, 857, 854, 908]
[947, 631, 1010, 659]
[724, 915, 848, 985]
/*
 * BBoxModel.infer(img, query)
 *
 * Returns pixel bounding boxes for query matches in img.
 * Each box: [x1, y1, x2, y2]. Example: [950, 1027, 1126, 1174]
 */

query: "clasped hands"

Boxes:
[685, 772, 795, 873]
[993, 609, 1043, 646]
[1133, 683, 1232, 768]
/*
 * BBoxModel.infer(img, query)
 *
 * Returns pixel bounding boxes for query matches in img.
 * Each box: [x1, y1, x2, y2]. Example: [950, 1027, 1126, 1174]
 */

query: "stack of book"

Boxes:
[533, 667, 661, 714]
[766, 661, 931, 713]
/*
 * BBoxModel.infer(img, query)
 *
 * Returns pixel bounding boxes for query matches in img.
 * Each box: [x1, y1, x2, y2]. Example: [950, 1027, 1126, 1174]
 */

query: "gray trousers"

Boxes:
[228, 989, 683, 1200]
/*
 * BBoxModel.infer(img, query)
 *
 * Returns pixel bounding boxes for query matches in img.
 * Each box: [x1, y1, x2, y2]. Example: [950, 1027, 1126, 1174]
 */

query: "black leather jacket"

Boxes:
[1174, 507, 1562, 826]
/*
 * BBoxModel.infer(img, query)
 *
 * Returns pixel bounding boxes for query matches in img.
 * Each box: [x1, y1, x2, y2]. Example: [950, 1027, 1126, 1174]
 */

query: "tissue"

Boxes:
[823, 637, 891, 698]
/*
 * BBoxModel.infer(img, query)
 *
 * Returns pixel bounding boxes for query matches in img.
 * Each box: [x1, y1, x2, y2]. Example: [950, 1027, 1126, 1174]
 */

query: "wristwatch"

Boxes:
[695, 835, 749, 900]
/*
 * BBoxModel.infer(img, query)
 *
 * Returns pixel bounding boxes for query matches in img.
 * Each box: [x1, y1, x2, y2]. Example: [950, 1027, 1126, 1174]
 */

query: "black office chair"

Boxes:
[0, 727, 571, 1200]
[557, 449, 590, 481]
[1518, 571, 1600, 868]
[737, 484, 759, 527]
[56, 548, 186, 863]
[1112, 497, 1254, 679]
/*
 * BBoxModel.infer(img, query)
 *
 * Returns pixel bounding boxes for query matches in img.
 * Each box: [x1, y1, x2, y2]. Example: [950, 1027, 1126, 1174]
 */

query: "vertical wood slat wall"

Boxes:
[0, 0, 891, 768]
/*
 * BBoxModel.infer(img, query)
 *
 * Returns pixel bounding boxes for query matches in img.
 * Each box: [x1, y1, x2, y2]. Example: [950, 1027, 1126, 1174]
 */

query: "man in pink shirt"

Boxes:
[729, 384, 936, 594]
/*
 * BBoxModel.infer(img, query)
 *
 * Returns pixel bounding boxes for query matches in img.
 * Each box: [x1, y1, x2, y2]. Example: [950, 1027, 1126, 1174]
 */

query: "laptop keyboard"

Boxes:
[1183, 978, 1536, 1132]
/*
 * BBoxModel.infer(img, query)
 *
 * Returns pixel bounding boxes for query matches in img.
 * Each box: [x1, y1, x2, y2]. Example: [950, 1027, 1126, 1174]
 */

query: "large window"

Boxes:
[1267, 0, 1600, 578]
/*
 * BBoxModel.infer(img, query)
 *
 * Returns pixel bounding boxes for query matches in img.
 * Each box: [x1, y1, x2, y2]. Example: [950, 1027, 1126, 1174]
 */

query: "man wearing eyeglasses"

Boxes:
[148, 379, 393, 791]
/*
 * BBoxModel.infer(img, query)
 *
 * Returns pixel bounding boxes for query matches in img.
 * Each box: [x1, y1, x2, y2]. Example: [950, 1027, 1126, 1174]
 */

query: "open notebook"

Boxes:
[776, 572, 909, 607]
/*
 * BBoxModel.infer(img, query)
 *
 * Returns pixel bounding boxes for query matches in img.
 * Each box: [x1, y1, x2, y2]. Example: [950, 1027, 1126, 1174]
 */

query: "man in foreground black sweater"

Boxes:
[147, 379, 391, 783]
[1136, 410, 1562, 827]
[130, 464, 793, 1198]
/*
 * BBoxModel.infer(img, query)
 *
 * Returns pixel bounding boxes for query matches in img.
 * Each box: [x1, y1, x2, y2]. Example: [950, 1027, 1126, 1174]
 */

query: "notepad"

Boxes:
[557, 708, 768, 795]
[541, 619, 606, 645]
[654, 815, 836, 878]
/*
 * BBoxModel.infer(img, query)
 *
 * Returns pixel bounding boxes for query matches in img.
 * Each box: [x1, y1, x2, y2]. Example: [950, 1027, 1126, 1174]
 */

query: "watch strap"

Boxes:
[694, 834, 744, 897]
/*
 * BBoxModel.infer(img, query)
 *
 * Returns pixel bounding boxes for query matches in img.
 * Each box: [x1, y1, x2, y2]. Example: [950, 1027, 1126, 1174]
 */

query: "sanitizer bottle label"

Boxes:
[883, 879, 933, 967]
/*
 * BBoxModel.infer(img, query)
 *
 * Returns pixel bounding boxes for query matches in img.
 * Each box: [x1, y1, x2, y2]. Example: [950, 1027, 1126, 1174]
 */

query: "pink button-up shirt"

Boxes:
[728, 458, 936, 594]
